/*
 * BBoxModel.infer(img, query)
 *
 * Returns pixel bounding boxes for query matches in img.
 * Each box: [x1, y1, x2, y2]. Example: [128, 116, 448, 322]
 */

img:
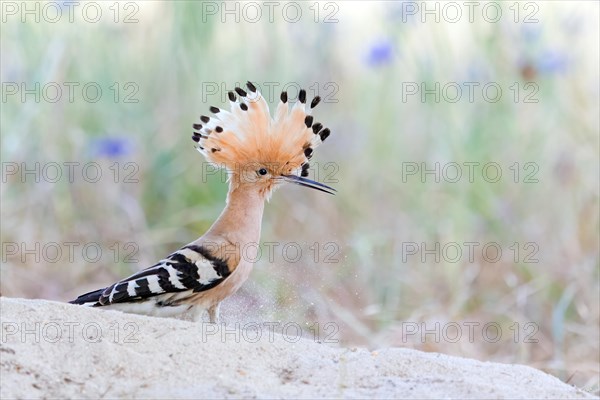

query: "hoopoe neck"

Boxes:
[205, 183, 266, 245]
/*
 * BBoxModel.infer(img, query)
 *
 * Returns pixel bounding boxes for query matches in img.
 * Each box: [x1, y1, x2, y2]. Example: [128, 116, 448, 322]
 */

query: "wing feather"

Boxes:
[86, 244, 232, 306]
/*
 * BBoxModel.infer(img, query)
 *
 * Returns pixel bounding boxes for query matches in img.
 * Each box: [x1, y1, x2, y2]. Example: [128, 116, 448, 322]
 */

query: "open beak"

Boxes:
[282, 175, 336, 195]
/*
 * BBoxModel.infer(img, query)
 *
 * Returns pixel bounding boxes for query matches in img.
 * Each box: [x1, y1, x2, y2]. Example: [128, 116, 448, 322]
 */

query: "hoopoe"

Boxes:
[70, 81, 334, 323]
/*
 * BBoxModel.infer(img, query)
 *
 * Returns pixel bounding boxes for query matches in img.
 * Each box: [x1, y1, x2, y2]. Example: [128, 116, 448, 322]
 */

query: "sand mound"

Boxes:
[0, 297, 593, 399]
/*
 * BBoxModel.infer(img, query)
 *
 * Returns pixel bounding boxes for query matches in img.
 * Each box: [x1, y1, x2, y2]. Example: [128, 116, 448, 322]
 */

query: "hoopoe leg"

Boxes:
[207, 303, 220, 323]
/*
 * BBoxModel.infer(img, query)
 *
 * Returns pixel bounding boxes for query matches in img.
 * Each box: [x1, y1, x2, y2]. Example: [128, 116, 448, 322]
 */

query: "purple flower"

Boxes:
[366, 39, 394, 67]
[537, 50, 568, 74]
[92, 137, 134, 158]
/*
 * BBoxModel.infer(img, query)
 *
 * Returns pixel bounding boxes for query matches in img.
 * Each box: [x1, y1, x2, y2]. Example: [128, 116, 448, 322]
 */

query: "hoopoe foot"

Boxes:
[207, 303, 220, 323]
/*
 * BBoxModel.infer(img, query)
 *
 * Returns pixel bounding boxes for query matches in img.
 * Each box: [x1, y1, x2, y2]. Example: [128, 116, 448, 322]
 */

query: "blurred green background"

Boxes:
[1, 0, 598, 393]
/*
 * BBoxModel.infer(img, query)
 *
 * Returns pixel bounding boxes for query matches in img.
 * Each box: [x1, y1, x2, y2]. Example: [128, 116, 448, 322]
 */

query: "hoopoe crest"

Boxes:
[70, 81, 334, 323]
[192, 82, 333, 196]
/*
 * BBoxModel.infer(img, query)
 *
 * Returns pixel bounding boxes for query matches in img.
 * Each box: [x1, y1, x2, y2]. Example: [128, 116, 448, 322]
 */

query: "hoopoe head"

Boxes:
[192, 81, 335, 197]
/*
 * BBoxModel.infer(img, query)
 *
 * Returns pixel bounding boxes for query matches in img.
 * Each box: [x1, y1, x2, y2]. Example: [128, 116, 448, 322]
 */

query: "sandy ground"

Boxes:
[0, 297, 594, 399]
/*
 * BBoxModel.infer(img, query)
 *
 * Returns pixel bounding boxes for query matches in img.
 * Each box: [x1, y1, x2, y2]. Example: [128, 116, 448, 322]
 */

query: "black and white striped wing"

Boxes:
[97, 245, 230, 305]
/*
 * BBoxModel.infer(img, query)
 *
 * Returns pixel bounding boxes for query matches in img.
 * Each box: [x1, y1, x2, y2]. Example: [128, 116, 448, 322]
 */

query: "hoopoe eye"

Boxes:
[257, 168, 268, 176]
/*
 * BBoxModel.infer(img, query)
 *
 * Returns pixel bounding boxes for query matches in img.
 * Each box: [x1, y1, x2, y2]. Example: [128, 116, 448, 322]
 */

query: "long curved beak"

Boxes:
[282, 175, 336, 195]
